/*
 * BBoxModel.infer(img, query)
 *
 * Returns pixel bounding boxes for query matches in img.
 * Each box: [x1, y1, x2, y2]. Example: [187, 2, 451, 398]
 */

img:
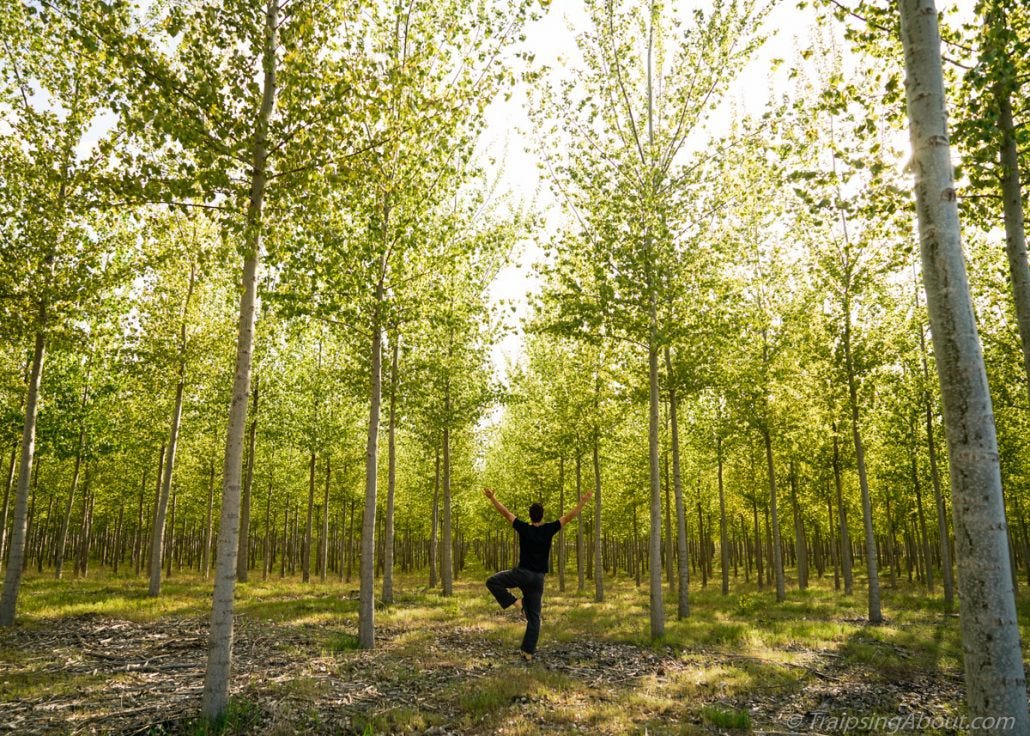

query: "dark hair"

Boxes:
[529, 503, 544, 523]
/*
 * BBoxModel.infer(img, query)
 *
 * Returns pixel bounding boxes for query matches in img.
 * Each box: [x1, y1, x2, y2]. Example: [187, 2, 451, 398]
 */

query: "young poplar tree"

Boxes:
[898, 0, 1029, 728]
[0, 0, 130, 626]
[534, 0, 767, 639]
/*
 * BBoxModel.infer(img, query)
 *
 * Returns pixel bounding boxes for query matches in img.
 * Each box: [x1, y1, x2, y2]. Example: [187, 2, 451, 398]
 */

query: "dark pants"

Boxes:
[486, 567, 545, 654]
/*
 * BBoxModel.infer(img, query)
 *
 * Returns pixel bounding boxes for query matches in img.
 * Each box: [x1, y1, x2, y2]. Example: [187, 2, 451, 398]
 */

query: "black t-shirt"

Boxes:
[513, 518, 562, 573]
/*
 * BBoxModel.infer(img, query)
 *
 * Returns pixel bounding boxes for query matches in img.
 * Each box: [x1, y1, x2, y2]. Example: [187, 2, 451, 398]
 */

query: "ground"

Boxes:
[0, 567, 1021, 735]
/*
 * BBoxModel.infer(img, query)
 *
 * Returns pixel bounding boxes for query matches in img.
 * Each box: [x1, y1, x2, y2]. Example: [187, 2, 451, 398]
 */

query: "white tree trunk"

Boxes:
[665, 349, 689, 618]
[358, 277, 385, 648]
[0, 327, 45, 626]
[763, 427, 785, 603]
[200, 0, 277, 719]
[899, 0, 1029, 728]
[646, 341, 664, 639]
[383, 338, 398, 603]
[238, 379, 258, 583]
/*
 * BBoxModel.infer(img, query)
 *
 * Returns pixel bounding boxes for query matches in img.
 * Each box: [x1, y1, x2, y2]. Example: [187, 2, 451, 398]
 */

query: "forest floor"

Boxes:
[1, 567, 1026, 735]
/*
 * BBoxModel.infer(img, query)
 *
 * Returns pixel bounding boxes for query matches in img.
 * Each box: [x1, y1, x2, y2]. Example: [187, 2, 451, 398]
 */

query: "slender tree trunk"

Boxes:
[994, 69, 1030, 408]
[201, 0, 277, 718]
[910, 432, 934, 593]
[666, 367, 689, 616]
[429, 444, 439, 589]
[238, 378, 258, 583]
[592, 428, 603, 602]
[55, 437, 83, 581]
[320, 455, 330, 583]
[383, 338, 398, 603]
[0, 324, 45, 626]
[832, 427, 854, 595]
[134, 466, 146, 576]
[663, 452, 673, 593]
[203, 460, 214, 580]
[0, 444, 17, 574]
[558, 454, 565, 592]
[646, 341, 664, 638]
[899, 1, 1028, 726]
[789, 460, 807, 591]
[843, 313, 881, 623]
[763, 427, 785, 602]
[916, 325, 955, 608]
[358, 258, 387, 647]
[304, 450, 315, 583]
[576, 453, 584, 592]
[150, 381, 184, 596]
[442, 393, 454, 597]
[718, 436, 728, 595]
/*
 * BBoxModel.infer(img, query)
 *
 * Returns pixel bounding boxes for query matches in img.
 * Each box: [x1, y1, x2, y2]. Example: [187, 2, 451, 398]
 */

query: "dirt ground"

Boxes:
[0, 610, 968, 735]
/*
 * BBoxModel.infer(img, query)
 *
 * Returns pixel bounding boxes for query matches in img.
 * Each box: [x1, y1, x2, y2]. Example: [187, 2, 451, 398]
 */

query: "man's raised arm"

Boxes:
[559, 490, 593, 527]
[483, 487, 516, 524]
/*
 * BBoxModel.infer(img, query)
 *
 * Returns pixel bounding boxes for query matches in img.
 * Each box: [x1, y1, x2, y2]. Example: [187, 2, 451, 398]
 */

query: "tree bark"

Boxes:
[899, 0, 1028, 727]
[304, 450, 315, 583]
[429, 444, 439, 588]
[358, 256, 386, 647]
[763, 427, 785, 602]
[832, 426, 854, 595]
[319, 455, 330, 582]
[201, 0, 277, 718]
[238, 378, 258, 583]
[646, 341, 663, 638]
[0, 326, 45, 626]
[592, 428, 603, 602]
[441, 391, 454, 597]
[843, 302, 881, 622]
[718, 436, 729, 595]
[383, 338, 398, 603]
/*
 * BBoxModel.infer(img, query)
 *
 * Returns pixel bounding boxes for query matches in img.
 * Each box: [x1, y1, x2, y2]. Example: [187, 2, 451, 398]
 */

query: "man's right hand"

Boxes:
[483, 487, 495, 500]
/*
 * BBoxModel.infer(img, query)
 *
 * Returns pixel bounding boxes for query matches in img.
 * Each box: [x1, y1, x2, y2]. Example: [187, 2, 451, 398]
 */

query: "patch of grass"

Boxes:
[187, 697, 263, 735]
[354, 706, 440, 735]
[702, 704, 751, 730]
[325, 631, 360, 652]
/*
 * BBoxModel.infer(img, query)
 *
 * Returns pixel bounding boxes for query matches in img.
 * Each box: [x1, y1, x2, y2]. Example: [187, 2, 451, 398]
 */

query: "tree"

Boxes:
[898, 0, 1029, 728]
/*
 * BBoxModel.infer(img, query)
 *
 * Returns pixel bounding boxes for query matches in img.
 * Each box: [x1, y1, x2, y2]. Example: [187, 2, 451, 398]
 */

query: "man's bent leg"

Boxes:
[520, 574, 544, 654]
[486, 569, 520, 609]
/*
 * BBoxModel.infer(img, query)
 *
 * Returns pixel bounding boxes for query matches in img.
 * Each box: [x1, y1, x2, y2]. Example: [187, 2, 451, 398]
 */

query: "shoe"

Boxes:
[519, 650, 534, 662]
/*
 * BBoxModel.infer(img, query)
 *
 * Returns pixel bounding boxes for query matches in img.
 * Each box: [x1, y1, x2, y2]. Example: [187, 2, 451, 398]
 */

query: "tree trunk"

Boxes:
[0, 444, 17, 574]
[575, 454, 584, 592]
[320, 455, 330, 582]
[134, 465, 146, 577]
[358, 258, 386, 647]
[0, 324, 45, 626]
[898, 0, 1028, 726]
[592, 429, 603, 602]
[558, 454, 565, 592]
[646, 341, 663, 638]
[763, 427, 785, 602]
[832, 426, 854, 595]
[429, 444, 439, 588]
[238, 378, 258, 583]
[442, 394, 454, 597]
[55, 437, 83, 581]
[201, 0, 277, 718]
[718, 436, 728, 595]
[203, 460, 215, 580]
[843, 308, 881, 623]
[383, 338, 398, 603]
[304, 450, 315, 583]
[150, 381, 184, 596]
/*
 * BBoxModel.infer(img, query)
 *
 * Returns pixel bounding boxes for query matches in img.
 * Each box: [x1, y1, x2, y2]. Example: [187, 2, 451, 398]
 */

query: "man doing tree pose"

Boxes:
[483, 486, 593, 661]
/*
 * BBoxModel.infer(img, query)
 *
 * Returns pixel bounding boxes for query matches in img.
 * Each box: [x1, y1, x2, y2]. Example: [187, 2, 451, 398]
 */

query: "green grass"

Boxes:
[702, 704, 752, 730]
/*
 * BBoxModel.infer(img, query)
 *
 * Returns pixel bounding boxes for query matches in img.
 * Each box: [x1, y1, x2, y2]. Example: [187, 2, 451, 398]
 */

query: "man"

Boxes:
[483, 486, 593, 661]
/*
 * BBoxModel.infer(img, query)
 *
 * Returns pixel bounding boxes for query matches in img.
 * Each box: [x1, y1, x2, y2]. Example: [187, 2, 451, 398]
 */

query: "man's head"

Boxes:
[529, 502, 544, 523]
